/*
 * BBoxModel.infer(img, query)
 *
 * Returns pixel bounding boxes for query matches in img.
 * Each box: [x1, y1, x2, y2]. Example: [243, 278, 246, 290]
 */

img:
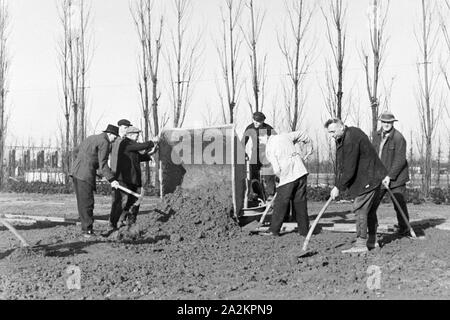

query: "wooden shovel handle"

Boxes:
[115, 185, 142, 198]
[302, 197, 332, 251]
[0, 216, 30, 247]
[385, 186, 417, 238]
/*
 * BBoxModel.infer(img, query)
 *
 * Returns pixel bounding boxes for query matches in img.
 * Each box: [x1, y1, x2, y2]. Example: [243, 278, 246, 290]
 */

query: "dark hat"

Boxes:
[379, 111, 398, 122]
[252, 111, 266, 122]
[117, 119, 132, 126]
[103, 124, 119, 136]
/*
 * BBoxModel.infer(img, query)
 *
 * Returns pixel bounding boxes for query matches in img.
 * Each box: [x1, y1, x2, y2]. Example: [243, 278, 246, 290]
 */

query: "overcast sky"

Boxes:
[5, 0, 450, 155]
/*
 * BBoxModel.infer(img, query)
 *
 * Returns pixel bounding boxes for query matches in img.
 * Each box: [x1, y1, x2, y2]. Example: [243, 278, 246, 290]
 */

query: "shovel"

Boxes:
[242, 193, 276, 232]
[0, 215, 30, 247]
[385, 185, 422, 239]
[297, 197, 333, 258]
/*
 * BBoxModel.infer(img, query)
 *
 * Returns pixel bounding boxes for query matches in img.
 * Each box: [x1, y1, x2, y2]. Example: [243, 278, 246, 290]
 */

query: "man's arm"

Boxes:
[388, 134, 407, 180]
[98, 140, 115, 182]
[289, 131, 314, 159]
[125, 140, 154, 152]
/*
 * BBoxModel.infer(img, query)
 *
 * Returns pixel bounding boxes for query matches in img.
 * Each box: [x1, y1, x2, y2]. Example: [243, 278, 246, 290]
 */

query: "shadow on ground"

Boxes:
[379, 218, 446, 246]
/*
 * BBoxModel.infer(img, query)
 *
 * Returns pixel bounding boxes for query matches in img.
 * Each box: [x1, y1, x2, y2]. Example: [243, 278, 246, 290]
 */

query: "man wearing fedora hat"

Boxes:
[243, 111, 277, 201]
[104, 125, 159, 234]
[71, 124, 120, 237]
[373, 111, 411, 237]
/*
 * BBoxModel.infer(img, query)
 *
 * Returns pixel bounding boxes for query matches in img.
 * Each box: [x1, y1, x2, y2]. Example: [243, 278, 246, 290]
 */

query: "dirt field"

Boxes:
[1, 187, 449, 300]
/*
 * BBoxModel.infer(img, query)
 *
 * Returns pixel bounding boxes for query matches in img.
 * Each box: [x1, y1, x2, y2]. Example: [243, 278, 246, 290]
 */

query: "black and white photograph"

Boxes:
[0, 0, 450, 302]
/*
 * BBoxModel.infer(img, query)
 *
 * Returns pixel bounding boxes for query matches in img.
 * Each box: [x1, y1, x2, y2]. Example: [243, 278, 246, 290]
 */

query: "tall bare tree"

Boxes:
[57, 0, 92, 168]
[321, 0, 347, 120]
[217, 0, 244, 124]
[278, 0, 315, 131]
[0, 0, 8, 188]
[131, 0, 165, 188]
[168, 0, 202, 128]
[362, 0, 390, 141]
[415, 0, 442, 197]
[242, 0, 266, 113]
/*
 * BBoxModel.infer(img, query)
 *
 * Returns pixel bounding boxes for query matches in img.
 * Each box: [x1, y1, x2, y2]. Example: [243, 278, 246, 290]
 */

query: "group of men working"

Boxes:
[70, 110, 410, 253]
[244, 111, 411, 254]
[70, 119, 158, 238]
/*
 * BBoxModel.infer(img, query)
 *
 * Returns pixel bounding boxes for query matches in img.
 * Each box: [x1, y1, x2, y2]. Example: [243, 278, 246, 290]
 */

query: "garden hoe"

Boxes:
[385, 185, 425, 240]
[242, 193, 276, 233]
[297, 197, 333, 258]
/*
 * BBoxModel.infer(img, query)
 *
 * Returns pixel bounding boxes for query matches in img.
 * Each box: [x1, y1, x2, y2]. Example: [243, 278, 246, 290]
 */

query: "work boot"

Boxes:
[117, 211, 130, 228]
[82, 229, 96, 239]
[367, 234, 379, 250]
[393, 225, 411, 237]
[101, 225, 117, 237]
[342, 237, 368, 254]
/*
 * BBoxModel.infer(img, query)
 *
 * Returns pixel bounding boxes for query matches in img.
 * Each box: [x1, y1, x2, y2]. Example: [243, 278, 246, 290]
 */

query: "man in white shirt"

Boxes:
[260, 131, 317, 236]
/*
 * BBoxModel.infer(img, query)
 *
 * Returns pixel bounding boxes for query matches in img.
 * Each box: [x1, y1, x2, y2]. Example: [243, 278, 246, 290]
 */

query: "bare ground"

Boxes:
[0, 188, 449, 300]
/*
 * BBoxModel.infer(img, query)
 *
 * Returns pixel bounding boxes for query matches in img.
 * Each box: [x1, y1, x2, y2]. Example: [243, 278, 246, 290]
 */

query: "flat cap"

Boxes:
[126, 126, 142, 134]
[117, 119, 132, 126]
[253, 111, 266, 122]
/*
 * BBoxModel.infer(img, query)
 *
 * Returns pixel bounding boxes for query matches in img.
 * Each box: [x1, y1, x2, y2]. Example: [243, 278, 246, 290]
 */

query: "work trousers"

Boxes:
[269, 175, 309, 236]
[109, 184, 140, 227]
[249, 163, 275, 197]
[73, 177, 95, 232]
[378, 185, 410, 231]
[353, 186, 382, 239]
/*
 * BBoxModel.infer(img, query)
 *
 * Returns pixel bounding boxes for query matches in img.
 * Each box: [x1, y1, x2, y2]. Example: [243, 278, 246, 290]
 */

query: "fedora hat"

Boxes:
[103, 124, 119, 136]
[379, 111, 398, 122]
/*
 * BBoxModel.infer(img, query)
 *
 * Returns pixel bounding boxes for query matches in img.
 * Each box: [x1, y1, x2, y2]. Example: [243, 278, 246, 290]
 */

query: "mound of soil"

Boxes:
[110, 182, 241, 243]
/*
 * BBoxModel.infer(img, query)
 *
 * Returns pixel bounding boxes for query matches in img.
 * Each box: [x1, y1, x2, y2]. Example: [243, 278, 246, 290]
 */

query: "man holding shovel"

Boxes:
[373, 111, 411, 237]
[259, 130, 316, 237]
[104, 126, 159, 235]
[71, 124, 120, 237]
[325, 119, 387, 253]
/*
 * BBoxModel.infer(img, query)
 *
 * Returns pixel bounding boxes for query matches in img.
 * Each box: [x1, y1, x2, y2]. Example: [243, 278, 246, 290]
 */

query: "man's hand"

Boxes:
[330, 186, 339, 200]
[151, 136, 160, 144]
[382, 176, 391, 188]
[111, 180, 119, 189]
[147, 145, 159, 156]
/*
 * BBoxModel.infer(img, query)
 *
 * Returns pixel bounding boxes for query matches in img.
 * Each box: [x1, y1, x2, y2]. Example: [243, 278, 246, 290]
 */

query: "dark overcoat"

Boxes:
[71, 132, 115, 188]
[335, 126, 387, 197]
[116, 138, 154, 188]
[372, 128, 410, 188]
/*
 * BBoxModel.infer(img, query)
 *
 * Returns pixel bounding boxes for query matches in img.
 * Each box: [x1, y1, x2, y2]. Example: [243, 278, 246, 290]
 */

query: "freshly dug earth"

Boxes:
[1, 185, 449, 300]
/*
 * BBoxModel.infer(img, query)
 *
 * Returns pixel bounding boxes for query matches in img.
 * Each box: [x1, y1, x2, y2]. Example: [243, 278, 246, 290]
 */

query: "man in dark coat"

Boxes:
[243, 111, 276, 199]
[372, 111, 411, 236]
[71, 124, 120, 237]
[325, 119, 387, 253]
[107, 126, 158, 231]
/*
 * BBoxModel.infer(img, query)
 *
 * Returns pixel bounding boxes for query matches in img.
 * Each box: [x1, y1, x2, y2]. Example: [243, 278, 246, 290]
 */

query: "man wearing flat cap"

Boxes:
[104, 126, 159, 235]
[373, 111, 411, 237]
[243, 111, 277, 201]
[70, 124, 120, 237]
[110, 119, 132, 173]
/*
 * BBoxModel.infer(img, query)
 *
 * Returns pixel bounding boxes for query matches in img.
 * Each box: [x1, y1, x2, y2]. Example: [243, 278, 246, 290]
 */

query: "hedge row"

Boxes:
[2, 181, 450, 205]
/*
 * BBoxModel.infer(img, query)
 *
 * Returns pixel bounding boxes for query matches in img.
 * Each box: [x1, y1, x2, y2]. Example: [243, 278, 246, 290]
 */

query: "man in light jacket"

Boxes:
[260, 130, 315, 237]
